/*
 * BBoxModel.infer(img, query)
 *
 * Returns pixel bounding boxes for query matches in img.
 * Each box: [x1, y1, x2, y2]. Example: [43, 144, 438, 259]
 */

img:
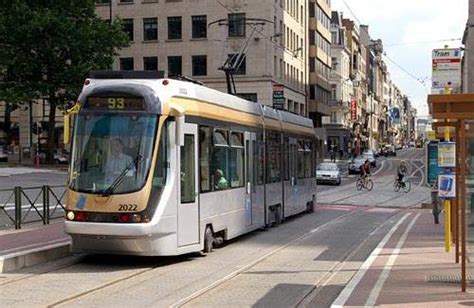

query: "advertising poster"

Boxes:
[438, 142, 456, 168]
[427, 141, 439, 186]
[438, 173, 456, 199]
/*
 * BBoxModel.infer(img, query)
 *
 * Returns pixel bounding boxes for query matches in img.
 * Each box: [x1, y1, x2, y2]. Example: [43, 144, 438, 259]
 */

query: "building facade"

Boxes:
[462, 0, 474, 93]
[323, 11, 352, 156]
[307, 0, 332, 158]
[95, 0, 308, 114]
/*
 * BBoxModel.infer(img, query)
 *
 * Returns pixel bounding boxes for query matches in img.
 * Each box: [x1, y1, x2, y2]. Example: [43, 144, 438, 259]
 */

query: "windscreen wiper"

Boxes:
[101, 155, 143, 197]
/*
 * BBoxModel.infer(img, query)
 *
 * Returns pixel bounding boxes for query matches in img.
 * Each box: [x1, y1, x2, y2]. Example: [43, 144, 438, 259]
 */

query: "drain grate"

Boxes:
[426, 274, 474, 284]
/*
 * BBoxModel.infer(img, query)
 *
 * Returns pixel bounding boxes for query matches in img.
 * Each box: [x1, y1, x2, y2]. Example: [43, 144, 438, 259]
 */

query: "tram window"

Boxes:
[212, 129, 229, 190]
[214, 129, 228, 146]
[152, 121, 169, 188]
[230, 132, 244, 188]
[199, 126, 212, 192]
[267, 131, 281, 183]
[297, 140, 305, 179]
[305, 141, 312, 178]
[283, 136, 289, 181]
[256, 134, 264, 185]
[181, 134, 195, 203]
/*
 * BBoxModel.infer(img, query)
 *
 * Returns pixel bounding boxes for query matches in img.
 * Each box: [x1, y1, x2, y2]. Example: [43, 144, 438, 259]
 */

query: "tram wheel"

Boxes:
[203, 226, 214, 253]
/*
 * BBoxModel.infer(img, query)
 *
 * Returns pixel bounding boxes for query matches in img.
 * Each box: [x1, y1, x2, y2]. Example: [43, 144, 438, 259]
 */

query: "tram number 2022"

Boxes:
[118, 204, 138, 211]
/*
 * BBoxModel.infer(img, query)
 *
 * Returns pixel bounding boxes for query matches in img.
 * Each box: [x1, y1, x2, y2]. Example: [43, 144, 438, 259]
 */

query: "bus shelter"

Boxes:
[428, 93, 474, 292]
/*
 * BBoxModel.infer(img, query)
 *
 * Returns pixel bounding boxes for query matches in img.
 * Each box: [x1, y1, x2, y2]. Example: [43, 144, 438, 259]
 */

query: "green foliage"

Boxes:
[0, 0, 130, 106]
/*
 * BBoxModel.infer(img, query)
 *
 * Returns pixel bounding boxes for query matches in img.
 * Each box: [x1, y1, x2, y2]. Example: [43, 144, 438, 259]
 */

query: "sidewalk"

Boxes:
[329, 209, 474, 307]
[0, 222, 70, 273]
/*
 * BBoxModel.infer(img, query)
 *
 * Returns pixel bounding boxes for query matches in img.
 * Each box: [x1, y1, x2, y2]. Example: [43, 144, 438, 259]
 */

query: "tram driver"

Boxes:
[105, 138, 135, 176]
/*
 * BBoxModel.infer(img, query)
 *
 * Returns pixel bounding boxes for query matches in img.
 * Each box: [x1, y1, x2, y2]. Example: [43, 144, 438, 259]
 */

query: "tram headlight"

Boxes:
[66, 211, 75, 221]
[131, 214, 141, 223]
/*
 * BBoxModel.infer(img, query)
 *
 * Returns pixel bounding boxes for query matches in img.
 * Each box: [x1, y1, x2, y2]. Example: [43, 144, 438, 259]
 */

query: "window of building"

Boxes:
[192, 15, 207, 39]
[309, 57, 315, 72]
[143, 18, 158, 41]
[236, 93, 258, 102]
[228, 13, 246, 37]
[143, 57, 158, 71]
[227, 54, 246, 75]
[168, 56, 182, 77]
[122, 18, 134, 41]
[119, 0, 133, 3]
[309, 29, 315, 45]
[167, 16, 182, 40]
[192, 55, 207, 76]
[120, 57, 134, 70]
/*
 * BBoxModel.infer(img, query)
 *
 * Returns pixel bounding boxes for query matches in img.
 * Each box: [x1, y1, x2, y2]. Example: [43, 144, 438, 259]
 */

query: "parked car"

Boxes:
[362, 151, 377, 167]
[53, 149, 69, 164]
[0, 146, 8, 162]
[317, 162, 341, 185]
[382, 144, 396, 157]
[409, 141, 416, 147]
[348, 157, 365, 174]
[395, 144, 403, 150]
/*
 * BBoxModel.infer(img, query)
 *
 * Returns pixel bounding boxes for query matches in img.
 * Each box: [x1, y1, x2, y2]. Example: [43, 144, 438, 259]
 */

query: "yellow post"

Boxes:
[444, 126, 451, 252]
[445, 199, 451, 252]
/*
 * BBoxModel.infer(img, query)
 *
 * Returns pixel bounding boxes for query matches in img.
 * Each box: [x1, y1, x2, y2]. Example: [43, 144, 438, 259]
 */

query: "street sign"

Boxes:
[351, 98, 357, 120]
[438, 142, 456, 168]
[272, 84, 285, 110]
[431, 48, 462, 91]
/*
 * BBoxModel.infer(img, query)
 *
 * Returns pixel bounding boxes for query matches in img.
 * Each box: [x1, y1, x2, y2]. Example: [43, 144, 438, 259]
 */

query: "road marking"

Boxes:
[365, 213, 420, 306]
[331, 212, 411, 308]
[372, 160, 385, 176]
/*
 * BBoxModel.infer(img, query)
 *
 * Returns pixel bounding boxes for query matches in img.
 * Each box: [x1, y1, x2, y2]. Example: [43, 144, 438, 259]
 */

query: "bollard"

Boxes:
[14, 187, 22, 229]
[432, 189, 440, 224]
[42, 185, 50, 225]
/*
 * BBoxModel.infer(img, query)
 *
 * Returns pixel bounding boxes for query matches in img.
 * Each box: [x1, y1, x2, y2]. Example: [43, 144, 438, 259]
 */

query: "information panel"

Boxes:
[438, 142, 456, 168]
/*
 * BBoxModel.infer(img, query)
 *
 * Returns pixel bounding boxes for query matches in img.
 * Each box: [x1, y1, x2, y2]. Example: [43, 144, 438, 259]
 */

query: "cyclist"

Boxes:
[397, 161, 408, 187]
[360, 159, 371, 181]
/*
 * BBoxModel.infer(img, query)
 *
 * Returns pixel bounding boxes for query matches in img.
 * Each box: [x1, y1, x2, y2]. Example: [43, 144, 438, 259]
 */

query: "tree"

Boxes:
[0, 0, 129, 162]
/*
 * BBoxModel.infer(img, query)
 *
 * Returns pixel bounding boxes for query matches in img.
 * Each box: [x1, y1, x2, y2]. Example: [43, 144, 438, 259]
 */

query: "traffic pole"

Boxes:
[444, 125, 451, 253]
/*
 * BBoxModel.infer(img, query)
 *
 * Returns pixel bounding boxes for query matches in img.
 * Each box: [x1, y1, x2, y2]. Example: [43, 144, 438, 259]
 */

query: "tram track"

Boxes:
[42, 208, 366, 307]
[174, 201, 420, 307]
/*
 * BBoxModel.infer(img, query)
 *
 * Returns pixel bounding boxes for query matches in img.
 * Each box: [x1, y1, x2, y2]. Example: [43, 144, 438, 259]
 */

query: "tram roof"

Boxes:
[80, 77, 314, 133]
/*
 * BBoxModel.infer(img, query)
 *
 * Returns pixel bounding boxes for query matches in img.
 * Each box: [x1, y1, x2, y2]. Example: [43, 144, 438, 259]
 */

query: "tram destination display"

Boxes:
[85, 96, 145, 111]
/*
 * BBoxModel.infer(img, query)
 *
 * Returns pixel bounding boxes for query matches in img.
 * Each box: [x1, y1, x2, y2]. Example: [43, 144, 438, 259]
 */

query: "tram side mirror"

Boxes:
[64, 114, 70, 144]
[175, 116, 185, 147]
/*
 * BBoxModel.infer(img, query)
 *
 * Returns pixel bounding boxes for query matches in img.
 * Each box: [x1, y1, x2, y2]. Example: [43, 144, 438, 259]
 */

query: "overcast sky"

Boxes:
[331, 0, 468, 117]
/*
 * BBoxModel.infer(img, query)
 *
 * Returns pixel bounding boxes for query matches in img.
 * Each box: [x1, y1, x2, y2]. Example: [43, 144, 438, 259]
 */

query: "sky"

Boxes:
[331, 0, 468, 117]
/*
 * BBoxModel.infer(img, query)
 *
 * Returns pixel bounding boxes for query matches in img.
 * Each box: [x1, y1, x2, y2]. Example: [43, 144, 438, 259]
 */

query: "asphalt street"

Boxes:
[0, 148, 431, 307]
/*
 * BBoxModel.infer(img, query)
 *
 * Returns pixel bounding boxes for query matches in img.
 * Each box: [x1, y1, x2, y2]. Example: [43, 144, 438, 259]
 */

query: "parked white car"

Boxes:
[317, 162, 341, 185]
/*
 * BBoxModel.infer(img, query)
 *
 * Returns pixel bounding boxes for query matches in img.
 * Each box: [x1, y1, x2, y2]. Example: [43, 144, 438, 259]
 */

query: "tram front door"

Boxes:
[178, 122, 199, 247]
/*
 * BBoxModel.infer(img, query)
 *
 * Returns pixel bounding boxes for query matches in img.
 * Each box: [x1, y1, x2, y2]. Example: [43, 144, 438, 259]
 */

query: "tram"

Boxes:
[64, 71, 317, 256]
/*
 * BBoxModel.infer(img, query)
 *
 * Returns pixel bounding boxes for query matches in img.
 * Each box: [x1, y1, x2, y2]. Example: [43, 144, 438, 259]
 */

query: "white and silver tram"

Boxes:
[64, 73, 317, 256]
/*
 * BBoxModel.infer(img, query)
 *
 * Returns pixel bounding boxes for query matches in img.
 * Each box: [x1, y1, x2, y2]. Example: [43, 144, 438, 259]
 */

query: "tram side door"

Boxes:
[177, 123, 199, 247]
[289, 138, 298, 213]
[245, 132, 256, 226]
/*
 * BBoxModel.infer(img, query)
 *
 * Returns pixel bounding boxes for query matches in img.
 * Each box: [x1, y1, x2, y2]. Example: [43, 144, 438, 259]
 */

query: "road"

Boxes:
[0, 148, 431, 307]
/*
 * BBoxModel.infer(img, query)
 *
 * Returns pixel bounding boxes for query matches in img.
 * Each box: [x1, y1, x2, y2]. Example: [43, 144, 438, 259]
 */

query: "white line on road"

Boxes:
[364, 213, 420, 306]
[331, 212, 411, 308]
[372, 160, 385, 176]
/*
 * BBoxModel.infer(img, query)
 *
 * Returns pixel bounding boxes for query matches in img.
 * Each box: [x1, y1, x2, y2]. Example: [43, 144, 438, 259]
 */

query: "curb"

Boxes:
[0, 241, 71, 273]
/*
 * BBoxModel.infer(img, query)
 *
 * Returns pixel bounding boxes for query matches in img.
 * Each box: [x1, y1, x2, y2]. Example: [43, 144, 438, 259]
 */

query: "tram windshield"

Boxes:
[69, 113, 157, 194]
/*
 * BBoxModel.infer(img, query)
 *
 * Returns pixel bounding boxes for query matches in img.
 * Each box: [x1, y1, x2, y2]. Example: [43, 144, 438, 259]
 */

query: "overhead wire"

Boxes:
[341, 0, 430, 92]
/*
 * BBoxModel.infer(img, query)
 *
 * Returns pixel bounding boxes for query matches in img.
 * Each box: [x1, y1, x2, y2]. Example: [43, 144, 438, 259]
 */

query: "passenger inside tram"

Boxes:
[214, 169, 228, 190]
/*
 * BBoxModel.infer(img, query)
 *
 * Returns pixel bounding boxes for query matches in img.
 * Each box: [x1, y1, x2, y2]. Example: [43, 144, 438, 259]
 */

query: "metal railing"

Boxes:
[0, 185, 66, 229]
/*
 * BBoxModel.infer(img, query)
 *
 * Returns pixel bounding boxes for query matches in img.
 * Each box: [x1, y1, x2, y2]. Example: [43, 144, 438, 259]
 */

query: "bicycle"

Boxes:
[393, 176, 411, 193]
[356, 175, 373, 191]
